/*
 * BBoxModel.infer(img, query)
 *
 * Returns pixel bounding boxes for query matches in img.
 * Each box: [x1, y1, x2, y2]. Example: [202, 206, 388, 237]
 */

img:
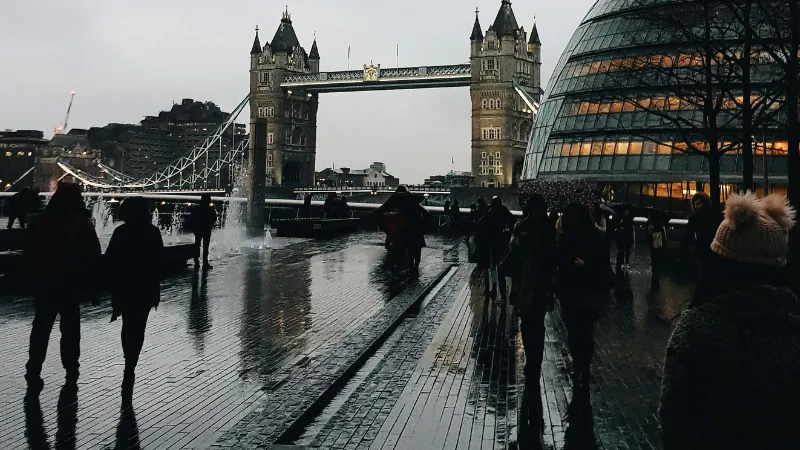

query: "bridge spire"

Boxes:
[251, 25, 262, 54]
[470, 7, 484, 41]
[529, 14, 541, 45]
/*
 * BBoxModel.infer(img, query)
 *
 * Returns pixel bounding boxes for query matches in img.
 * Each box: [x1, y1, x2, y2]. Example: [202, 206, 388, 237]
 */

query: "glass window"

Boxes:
[561, 143, 572, 156]
[612, 155, 626, 170]
[628, 141, 642, 155]
[603, 141, 616, 155]
[600, 156, 613, 171]
[626, 155, 641, 171]
[580, 142, 592, 156]
[670, 154, 687, 172]
[591, 141, 603, 155]
[559, 157, 569, 171]
[568, 157, 579, 170]
[642, 141, 656, 154]
[578, 157, 590, 170]
[616, 141, 629, 155]
[655, 155, 671, 171]
[640, 155, 655, 171]
[657, 143, 672, 154]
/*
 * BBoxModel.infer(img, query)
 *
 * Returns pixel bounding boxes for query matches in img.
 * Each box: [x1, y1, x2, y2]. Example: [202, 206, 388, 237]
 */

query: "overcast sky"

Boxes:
[0, 0, 595, 184]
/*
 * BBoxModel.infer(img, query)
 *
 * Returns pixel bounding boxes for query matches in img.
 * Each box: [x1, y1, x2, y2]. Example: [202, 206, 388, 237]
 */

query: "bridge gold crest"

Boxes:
[363, 63, 380, 82]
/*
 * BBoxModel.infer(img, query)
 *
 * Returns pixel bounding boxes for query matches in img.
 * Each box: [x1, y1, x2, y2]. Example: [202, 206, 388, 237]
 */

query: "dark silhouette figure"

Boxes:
[615, 205, 635, 272]
[443, 200, 451, 215]
[661, 193, 800, 450]
[25, 183, 101, 395]
[373, 185, 430, 277]
[679, 192, 723, 278]
[105, 196, 163, 399]
[556, 202, 610, 390]
[323, 192, 338, 219]
[478, 196, 515, 300]
[302, 193, 313, 218]
[190, 194, 216, 270]
[450, 198, 461, 231]
[115, 406, 142, 450]
[7, 187, 40, 229]
[508, 195, 556, 415]
[338, 194, 350, 218]
[647, 218, 667, 291]
[24, 384, 79, 450]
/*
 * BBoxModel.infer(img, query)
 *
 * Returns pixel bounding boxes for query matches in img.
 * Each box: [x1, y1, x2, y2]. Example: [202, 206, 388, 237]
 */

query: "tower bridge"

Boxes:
[280, 64, 472, 93]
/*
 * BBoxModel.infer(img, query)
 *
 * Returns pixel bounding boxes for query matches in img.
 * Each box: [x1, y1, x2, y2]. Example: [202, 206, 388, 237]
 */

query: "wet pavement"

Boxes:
[0, 230, 695, 450]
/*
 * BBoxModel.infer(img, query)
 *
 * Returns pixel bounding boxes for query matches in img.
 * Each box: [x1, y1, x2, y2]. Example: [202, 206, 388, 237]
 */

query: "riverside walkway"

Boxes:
[0, 232, 692, 449]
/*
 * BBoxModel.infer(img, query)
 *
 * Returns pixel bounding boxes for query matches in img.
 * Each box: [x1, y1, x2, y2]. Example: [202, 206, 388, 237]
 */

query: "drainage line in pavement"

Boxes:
[274, 264, 458, 445]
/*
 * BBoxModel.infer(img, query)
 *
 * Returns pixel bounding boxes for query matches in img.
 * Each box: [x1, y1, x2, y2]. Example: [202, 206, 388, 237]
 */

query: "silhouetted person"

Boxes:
[323, 192, 338, 219]
[190, 194, 216, 270]
[615, 205, 635, 272]
[303, 193, 313, 218]
[105, 196, 163, 398]
[647, 217, 667, 291]
[509, 194, 556, 433]
[450, 199, 461, 230]
[556, 202, 610, 390]
[373, 185, 430, 277]
[660, 193, 800, 450]
[679, 192, 723, 278]
[339, 194, 350, 218]
[478, 196, 515, 301]
[24, 182, 101, 395]
[7, 187, 39, 229]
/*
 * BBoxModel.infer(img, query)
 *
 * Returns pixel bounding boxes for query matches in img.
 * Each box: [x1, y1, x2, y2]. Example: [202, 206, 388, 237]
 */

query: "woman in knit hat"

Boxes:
[659, 192, 799, 450]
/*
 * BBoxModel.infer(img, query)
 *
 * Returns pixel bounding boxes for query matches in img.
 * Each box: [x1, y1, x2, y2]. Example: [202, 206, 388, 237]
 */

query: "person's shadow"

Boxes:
[563, 386, 599, 450]
[115, 405, 141, 450]
[24, 384, 79, 450]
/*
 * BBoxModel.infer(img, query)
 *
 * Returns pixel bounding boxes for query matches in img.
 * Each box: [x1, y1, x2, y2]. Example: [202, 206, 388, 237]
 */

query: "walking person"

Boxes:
[646, 218, 667, 291]
[302, 193, 313, 218]
[679, 192, 723, 278]
[479, 196, 516, 301]
[659, 193, 799, 450]
[615, 205, 635, 272]
[190, 194, 216, 270]
[7, 188, 27, 229]
[373, 186, 429, 276]
[24, 182, 101, 395]
[104, 197, 163, 400]
[556, 203, 610, 392]
[507, 194, 556, 435]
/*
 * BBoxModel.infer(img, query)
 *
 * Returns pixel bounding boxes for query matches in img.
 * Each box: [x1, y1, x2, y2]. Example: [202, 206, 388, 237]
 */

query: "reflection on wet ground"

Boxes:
[0, 232, 457, 449]
[0, 231, 695, 450]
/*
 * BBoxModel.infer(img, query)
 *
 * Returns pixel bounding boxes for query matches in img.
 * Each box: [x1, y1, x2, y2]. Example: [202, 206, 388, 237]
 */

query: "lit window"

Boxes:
[267, 133, 274, 145]
[4, 152, 10, 157]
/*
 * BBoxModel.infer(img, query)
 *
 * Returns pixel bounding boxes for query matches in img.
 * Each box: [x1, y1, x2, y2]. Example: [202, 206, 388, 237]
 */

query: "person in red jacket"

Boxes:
[24, 182, 101, 396]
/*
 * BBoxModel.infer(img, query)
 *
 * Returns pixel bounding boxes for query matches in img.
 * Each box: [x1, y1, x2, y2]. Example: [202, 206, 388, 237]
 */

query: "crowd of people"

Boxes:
[466, 190, 798, 449]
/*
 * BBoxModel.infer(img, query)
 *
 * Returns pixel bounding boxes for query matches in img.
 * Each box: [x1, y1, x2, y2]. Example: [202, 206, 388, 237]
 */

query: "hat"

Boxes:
[711, 192, 796, 267]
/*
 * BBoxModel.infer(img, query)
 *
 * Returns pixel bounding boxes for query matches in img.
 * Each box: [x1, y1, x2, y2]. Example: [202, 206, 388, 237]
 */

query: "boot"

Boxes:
[25, 373, 44, 397]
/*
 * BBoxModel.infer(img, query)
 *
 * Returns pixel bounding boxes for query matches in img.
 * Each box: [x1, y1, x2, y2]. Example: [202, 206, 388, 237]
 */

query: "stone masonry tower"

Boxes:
[250, 8, 320, 187]
[470, 0, 541, 187]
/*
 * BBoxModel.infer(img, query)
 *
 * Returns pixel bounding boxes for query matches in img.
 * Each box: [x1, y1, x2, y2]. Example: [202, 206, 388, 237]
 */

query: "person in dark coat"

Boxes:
[479, 196, 516, 301]
[323, 192, 338, 219]
[24, 182, 101, 395]
[7, 188, 38, 229]
[303, 193, 313, 218]
[660, 192, 799, 450]
[373, 185, 430, 277]
[614, 205, 635, 272]
[190, 194, 216, 270]
[509, 194, 556, 432]
[556, 202, 610, 390]
[646, 217, 667, 291]
[104, 197, 164, 399]
[679, 192, 723, 277]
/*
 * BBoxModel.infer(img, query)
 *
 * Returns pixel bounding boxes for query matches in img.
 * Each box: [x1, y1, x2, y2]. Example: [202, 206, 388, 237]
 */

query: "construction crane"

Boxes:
[54, 91, 76, 135]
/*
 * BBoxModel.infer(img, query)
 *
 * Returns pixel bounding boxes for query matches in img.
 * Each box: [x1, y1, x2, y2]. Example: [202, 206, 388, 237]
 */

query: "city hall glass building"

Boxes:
[522, 0, 791, 215]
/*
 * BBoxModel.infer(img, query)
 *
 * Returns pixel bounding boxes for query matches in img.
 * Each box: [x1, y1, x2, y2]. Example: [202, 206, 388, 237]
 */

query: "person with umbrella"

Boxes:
[372, 186, 430, 277]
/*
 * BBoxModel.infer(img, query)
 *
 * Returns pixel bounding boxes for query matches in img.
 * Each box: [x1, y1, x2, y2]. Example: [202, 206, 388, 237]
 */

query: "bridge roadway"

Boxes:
[0, 231, 691, 449]
[280, 64, 471, 93]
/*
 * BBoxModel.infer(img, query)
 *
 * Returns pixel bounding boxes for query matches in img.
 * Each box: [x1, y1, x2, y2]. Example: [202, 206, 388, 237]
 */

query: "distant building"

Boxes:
[35, 129, 102, 191]
[0, 130, 47, 191]
[90, 99, 246, 184]
[424, 171, 475, 188]
[315, 162, 399, 188]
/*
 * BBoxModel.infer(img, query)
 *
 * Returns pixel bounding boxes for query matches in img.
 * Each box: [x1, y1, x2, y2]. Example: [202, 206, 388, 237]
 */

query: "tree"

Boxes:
[608, 0, 784, 209]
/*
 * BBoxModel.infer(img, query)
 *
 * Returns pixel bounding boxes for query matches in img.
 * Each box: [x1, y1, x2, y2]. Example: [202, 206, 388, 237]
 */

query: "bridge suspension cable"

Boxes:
[59, 95, 250, 190]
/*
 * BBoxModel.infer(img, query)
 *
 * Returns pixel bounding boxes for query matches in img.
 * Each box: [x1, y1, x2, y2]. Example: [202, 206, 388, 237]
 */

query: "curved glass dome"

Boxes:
[521, 0, 790, 187]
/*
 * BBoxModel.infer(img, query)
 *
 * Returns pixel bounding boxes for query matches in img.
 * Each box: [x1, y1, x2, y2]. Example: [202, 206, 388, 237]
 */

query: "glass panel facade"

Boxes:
[522, 0, 791, 184]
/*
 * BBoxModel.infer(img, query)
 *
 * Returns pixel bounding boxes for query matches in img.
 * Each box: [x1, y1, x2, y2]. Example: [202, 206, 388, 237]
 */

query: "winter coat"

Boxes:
[556, 227, 609, 311]
[105, 222, 164, 312]
[681, 209, 723, 258]
[25, 210, 102, 300]
[479, 205, 516, 264]
[509, 218, 556, 315]
[373, 193, 429, 249]
[190, 204, 217, 236]
[659, 284, 800, 450]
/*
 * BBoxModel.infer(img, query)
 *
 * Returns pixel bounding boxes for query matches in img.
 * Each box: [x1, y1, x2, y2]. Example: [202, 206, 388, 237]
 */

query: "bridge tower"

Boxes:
[249, 8, 320, 188]
[470, 0, 541, 188]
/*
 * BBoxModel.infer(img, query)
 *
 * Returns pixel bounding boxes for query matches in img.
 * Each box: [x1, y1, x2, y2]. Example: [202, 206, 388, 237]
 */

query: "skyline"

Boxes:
[0, 0, 595, 184]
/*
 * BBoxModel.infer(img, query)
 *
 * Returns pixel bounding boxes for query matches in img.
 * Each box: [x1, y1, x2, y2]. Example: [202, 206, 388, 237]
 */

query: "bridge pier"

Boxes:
[247, 119, 267, 236]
